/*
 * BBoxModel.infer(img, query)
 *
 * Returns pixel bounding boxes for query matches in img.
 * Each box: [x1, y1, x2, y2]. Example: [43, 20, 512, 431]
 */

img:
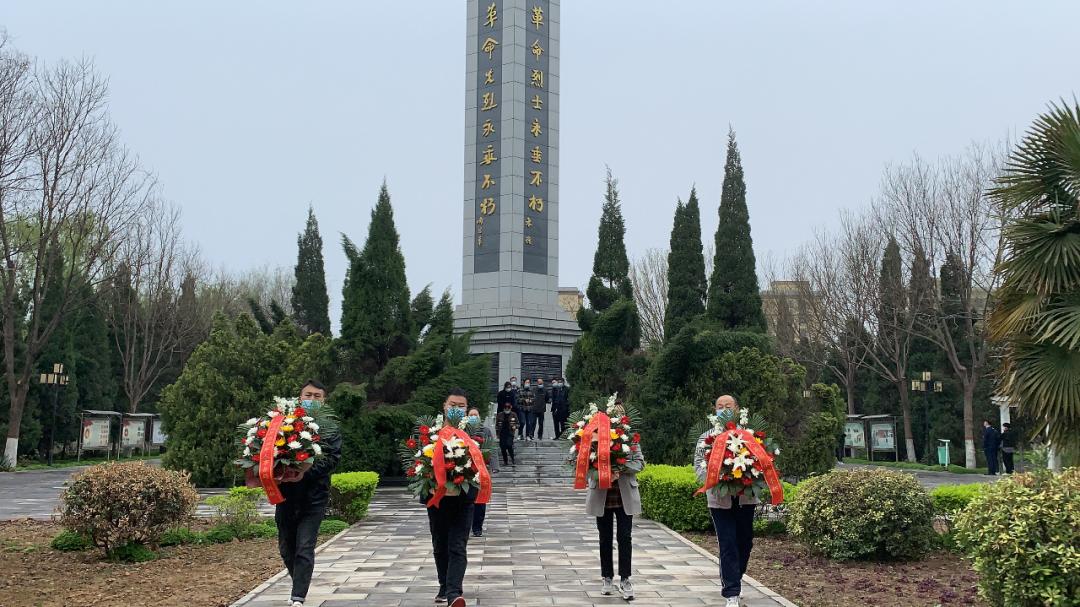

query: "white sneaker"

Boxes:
[619, 578, 635, 600]
[601, 577, 614, 595]
[725, 597, 740, 607]
[290, 602, 304, 607]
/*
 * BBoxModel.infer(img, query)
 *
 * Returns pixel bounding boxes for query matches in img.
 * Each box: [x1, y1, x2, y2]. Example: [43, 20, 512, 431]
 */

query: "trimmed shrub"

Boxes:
[203, 526, 237, 544]
[788, 469, 935, 561]
[319, 518, 349, 535]
[159, 527, 202, 547]
[930, 483, 985, 515]
[50, 530, 92, 552]
[330, 471, 380, 523]
[109, 542, 156, 563]
[638, 465, 712, 531]
[58, 462, 199, 556]
[205, 486, 264, 538]
[753, 519, 787, 536]
[955, 469, 1080, 606]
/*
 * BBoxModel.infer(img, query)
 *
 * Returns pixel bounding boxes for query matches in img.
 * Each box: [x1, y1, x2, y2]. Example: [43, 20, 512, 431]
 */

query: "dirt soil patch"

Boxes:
[0, 519, 312, 607]
[682, 531, 986, 607]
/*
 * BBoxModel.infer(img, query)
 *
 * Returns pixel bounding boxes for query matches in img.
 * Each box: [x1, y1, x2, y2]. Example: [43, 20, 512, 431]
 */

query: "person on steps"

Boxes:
[495, 397, 519, 466]
[468, 406, 497, 538]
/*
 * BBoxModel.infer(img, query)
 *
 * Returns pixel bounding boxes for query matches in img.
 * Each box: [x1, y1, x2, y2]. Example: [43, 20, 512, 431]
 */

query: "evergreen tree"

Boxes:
[428, 290, 455, 339]
[247, 297, 274, 334]
[409, 285, 435, 341]
[664, 188, 707, 339]
[707, 129, 766, 332]
[586, 168, 633, 312]
[291, 207, 332, 336]
[269, 299, 288, 327]
[340, 183, 413, 370]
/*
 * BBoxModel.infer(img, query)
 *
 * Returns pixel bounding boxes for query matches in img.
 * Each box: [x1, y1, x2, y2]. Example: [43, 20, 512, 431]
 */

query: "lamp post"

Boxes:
[39, 363, 69, 466]
[910, 371, 942, 464]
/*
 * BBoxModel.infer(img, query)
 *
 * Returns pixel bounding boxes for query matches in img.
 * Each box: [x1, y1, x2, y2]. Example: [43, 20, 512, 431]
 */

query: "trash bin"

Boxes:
[937, 439, 951, 467]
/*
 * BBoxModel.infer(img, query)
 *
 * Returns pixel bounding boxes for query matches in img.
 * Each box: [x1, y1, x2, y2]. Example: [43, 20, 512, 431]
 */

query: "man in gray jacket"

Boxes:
[694, 395, 758, 607]
[585, 404, 644, 601]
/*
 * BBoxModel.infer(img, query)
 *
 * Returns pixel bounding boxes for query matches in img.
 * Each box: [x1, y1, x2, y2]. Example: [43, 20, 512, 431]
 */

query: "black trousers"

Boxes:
[275, 499, 327, 602]
[710, 501, 756, 599]
[427, 495, 474, 601]
[596, 506, 633, 580]
[985, 448, 999, 475]
[1002, 450, 1014, 474]
[553, 416, 567, 438]
[472, 503, 487, 534]
[534, 412, 546, 439]
[499, 439, 515, 464]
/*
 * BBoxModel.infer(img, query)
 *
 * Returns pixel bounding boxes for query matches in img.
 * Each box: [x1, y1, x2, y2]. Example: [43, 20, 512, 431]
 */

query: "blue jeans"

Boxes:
[710, 500, 756, 598]
[276, 499, 327, 602]
[515, 409, 526, 438]
[525, 412, 538, 438]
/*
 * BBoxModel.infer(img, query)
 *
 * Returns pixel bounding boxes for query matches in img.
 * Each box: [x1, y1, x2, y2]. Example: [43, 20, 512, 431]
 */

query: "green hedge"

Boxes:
[330, 471, 380, 523]
[930, 483, 985, 515]
[638, 465, 713, 531]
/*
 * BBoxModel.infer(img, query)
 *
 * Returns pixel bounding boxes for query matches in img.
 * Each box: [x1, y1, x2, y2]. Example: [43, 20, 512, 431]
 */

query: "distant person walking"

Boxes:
[982, 420, 1001, 476]
[999, 422, 1016, 474]
[495, 397, 519, 466]
[531, 377, 549, 440]
[521, 379, 536, 440]
[551, 377, 569, 437]
[468, 407, 497, 538]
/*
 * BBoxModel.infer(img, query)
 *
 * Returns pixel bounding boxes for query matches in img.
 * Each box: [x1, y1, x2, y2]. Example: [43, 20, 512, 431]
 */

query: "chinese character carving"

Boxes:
[485, 2, 498, 28]
[480, 197, 497, 215]
[532, 39, 544, 60]
[482, 37, 499, 59]
[531, 5, 544, 29]
[482, 119, 495, 137]
[484, 68, 495, 85]
[530, 170, 543, 186]
[525, 235, 533, 246]
[531, 69, 544, 88]
[531, 146, 543, 163]
[481, 144, 498, 165]
[481, 173, 496, 189]
[525, 217, 534, 228]
[530, 118, 542, 137]
[528, 195, 544, 212]
[531, 94, 543, 110]
[481, 92, 498, 111]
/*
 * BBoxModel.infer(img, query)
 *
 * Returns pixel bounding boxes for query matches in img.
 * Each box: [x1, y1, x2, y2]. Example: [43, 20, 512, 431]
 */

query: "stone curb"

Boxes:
[651, 520, 801, 607]
[229, 519, 359, 607]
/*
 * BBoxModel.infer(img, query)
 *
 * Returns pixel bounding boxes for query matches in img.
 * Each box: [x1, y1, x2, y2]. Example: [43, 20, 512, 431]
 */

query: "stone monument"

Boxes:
[454, 0, 580, 399]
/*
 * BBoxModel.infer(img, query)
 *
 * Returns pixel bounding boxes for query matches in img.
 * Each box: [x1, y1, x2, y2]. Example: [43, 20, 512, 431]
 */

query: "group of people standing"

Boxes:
[493, 376, 571, 464]
[982, 419, 1018, 475]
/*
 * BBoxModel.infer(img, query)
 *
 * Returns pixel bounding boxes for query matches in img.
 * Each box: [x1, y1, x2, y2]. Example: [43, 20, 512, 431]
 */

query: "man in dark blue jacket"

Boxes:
[275, 379, 342, 607]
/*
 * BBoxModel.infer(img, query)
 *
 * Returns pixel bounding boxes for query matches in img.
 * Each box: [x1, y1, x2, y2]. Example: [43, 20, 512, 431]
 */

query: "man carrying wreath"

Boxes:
[275, 379, 342, 607]
[695, 395, 757, 607]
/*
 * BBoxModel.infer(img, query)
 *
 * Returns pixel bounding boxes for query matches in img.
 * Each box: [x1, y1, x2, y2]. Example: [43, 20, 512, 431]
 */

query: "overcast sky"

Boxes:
[4, 1, 1078, 327]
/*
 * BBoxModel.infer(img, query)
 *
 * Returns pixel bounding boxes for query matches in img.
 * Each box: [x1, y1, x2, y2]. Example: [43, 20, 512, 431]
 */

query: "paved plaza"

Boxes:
[231, 484, 796, 607]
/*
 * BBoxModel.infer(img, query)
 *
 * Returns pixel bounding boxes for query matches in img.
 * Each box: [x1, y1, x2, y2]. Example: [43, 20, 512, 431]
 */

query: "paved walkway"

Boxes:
[835, 462, 996, 490]
[232, 485, 795, 607]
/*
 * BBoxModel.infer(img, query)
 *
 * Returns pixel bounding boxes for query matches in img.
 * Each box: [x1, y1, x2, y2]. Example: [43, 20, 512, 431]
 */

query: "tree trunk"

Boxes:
[962, 379, 977, 469]
[4, 384, 29, 466]
[897, 380, 916, 462]
[845, 364, 857, 415]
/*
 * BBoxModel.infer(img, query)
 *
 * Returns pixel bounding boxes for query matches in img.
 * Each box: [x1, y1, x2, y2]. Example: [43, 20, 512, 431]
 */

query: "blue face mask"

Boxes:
[446, 407, 466, 423]
[301, 399, 321, 413]
[467, 415, 480, 425]
[716, 408, 736, 422]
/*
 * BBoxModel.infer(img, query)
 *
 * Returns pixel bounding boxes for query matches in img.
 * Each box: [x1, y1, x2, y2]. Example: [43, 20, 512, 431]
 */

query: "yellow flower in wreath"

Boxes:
[733, 468, 743, 479]
[422, 444, 435, 458]
[275, 438, 286, 447]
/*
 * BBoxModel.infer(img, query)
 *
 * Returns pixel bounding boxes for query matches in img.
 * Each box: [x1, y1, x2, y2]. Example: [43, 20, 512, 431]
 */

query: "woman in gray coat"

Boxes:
[585, 405, 645, 601]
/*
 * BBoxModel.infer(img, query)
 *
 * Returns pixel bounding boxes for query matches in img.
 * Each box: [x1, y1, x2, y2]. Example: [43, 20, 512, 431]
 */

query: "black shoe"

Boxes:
[473, 529, 483, 537]
[434, 595, 447, 604]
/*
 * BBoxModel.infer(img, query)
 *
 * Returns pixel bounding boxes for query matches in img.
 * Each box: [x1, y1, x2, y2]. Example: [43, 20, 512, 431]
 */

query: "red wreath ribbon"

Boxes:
[574, 412, 613, 491]
[427, 425, 492, 508]
[258, 414, 286, 505]
[696, 428, 784, 505]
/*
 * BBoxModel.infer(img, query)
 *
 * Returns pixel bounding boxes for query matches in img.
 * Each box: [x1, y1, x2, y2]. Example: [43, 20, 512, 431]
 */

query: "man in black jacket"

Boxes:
[276, 379, 342, 607]
[982, 419, 1001, 476]
[550, 376, 569, 438]
[999, 422, 1017, 474]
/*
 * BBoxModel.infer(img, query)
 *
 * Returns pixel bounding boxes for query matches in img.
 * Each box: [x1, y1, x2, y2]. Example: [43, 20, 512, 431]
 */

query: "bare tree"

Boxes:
[882, 146, 1006, 468]
[105, 200, 201, 412]
[630, 247, 667, 347]
[1, 50, 152, 463]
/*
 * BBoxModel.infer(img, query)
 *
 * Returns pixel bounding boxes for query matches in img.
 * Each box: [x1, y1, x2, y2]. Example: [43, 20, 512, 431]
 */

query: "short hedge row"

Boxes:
[637, 465, 795, 532]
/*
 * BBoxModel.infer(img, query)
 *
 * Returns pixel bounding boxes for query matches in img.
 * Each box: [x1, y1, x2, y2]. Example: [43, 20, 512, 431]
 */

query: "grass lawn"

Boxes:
[844, 457, 984, 475]
[12, 454, 159, 471]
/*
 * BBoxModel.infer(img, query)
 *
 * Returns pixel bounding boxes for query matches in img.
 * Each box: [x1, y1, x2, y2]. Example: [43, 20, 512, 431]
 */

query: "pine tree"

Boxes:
[586, 168, 633, 312]
[664, 188, 707, 339]
[291, 207, 332, 336]
[707, 129, 766, 332]
[409, 285, 435, 341]
[340, 183, 413, 369]
[428, 290, 455, 339]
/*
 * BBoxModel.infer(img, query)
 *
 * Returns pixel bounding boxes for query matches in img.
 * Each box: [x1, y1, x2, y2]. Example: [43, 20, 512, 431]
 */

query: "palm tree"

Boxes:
[990, 100, 1080, 454]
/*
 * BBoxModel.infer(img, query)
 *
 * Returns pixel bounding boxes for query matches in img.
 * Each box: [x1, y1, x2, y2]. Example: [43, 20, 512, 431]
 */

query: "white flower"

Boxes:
[622, 444, 631, 454]
[268, 410, 281, 418]
[455, 466, 464, 473]
[730, 453, 753, 471]
[739, 408, 750, 427]
[569, 446, 577, 456]
[244, 417, 259, 427]
[312, 443, 323, 455]
[243, 447, 251, 456]
[464, 460, 473, 469]
[415, 450, 422, 458]
[751, 468, 762, 478]
[308, 422, 320, 433]
[302, 416, 314, 422]
[606, 393, 618, 409]
[577, 420, 586, 428]
[589, 452, 597, 462]
[452, 447, 466, 458]
[299, 431, 313, 440]
[247, 426, 258, 436]
[774, 448, 781, 455]
[726, 434, 748, 453]
[588, 403, 599, 415]
[414, 463, 424, 474]
[287, 441, 302, 450]
[244, 436, 254, 446]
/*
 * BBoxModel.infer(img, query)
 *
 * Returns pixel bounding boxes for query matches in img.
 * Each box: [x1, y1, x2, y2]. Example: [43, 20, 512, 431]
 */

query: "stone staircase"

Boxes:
[494, 438, 574, 487]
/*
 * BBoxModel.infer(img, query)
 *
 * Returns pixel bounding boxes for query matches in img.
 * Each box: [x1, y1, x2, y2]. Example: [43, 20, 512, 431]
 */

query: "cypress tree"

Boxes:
[247, 297, 274, 334]
[586, 168, 633, 312]
[707, 129, 766, 331]
[340, 183, 413, 368]
[409, 285, 435, 341]
[291, 207, 332, 336]
[664, 188, 707, 339]
[429, 290, 455, 339]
